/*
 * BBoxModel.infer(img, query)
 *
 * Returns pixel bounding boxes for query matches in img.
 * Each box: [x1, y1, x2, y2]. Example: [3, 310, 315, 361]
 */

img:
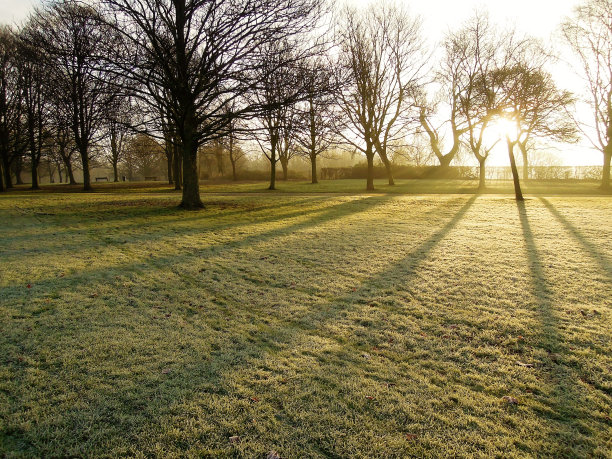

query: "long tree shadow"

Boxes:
[1, 195, 471, 456]
[0, 197, 338, 261]
[1, 195, 323, 245]
[283, 195, 478, 330]
[516, 200, 595, 456]
[0, 195, 398, 302]
[1, 196, 502, 455]
[539, 197, 612, 280]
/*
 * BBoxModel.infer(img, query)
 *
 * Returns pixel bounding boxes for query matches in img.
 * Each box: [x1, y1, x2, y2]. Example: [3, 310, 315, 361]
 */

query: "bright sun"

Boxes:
[484, 118, 518, 146]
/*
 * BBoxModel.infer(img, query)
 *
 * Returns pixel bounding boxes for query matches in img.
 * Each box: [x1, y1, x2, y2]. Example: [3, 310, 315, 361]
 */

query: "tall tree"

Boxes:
[104, 97, 131, 182]
[50, 121, 77, 184]
[15, 31, 49, 190]
[102, 0, 323, 208]
[447, 13, 506, 189]
[27, 1, 118, 192]
[563, 0, 612, 189]
[294, 57, 337, 184]
[491, 62, 576, 200]
[335, 3, 424, 190]
[251, 42, 302, 190]
[223, 111, 245, 182]
[0, 27, 24, 190]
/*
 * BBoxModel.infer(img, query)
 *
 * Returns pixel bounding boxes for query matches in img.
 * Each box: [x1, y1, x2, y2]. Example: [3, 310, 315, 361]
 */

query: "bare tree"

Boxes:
[102, 0, 323, 208]
[0, 27, 25, 190]
[250, 41, 307, 190]
[292, 57, 337, 184]
[491, 61, 576, 200]
[50, 120, 78, 184]
[335, 3, 424, 190]
[26, 1, 118, 191]
[563, 0, 612, 189]
[444, 13, 506, 189]
[278, 113, 300, 182]
[418, 41, 470, 170]
[224, 116, 246, 182]
[104, 97, 132, 182]
[122, 133, 164, 180]
[15, 29, 50, 190]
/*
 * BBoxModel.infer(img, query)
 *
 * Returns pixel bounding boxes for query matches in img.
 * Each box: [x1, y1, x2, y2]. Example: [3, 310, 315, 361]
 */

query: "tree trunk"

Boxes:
[478, 158, 486, 190]
[280, 157, 289, 181]
[48, 161, 55, 183]
[14, 155, 23, 185]
[377, 148, 395, 185]
[519, 142, 529, 181]
[1, 151, 11, 188]
[269, 157, 277, 190]
[179, 134, 203, 209]
[216, 149, 224, 176]
[383, 158, 394, 185]
[166, 150, 173, 185]
[602, 147, 611, 190]
[310, 153, 318, 184]
[80, 145, 92, 191]
[173, 143, 182, 190]
[366, 143, 375, 191]
[113, 161, 119, 182]
[31, 157, 39, 190]
[0, 162, 5, 191]
[65, 160, 76, 185]
[231, 159, 237, 181]
[507, 140, 523, 201]
[439, 155, 453, 169]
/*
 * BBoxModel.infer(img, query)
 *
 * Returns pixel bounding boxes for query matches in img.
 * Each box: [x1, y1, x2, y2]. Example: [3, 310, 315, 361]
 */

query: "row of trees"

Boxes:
[0, 0, 610, 207]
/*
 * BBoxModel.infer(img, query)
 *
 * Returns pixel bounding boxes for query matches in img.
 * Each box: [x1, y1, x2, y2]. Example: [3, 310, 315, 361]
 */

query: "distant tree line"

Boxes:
[0, 0, 609, 206]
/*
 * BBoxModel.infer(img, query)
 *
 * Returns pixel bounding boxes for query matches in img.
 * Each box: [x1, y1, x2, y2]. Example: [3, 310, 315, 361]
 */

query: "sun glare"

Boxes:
[484, 118, 518, 146]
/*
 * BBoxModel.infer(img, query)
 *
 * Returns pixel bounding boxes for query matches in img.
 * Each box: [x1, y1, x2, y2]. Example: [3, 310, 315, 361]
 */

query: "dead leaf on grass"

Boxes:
[502, 396, 519, 405]
[516, 361, 534, 368]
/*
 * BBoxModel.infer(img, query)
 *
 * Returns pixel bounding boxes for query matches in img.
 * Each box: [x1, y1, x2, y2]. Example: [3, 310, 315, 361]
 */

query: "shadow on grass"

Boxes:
[516, 200, 595, 456]
[1, 196, 326, 249]
[0, 195, 394, 301]
[539, 198, 612, 280]
[1, 195, 471, 457]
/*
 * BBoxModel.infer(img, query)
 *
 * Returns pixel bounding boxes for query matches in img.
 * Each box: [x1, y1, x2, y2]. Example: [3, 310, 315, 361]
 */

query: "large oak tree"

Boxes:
[102, 0, 323, 208]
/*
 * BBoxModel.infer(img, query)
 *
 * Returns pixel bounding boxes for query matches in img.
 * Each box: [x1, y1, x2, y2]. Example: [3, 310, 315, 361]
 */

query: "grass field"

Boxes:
[0, 182, 611, 457]
[21, 178, 612, 196]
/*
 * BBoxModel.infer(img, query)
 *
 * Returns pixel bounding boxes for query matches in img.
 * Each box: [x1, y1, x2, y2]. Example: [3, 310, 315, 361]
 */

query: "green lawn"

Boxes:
[26, 178, 612, 196]
[197, 178, 610, 196]
[0, 187, 610, 457]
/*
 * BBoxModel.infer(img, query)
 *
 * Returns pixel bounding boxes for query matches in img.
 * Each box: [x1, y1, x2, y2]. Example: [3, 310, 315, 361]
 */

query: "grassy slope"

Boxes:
[0, 189, 610, 458]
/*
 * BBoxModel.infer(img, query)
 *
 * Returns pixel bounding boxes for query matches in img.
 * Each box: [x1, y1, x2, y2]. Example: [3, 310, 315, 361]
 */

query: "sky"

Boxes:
[0, 0, 38, 25]
[0, 0, 601, 166]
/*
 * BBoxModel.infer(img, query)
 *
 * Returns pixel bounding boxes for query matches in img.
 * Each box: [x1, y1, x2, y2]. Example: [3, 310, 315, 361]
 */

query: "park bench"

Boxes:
[95, 177, 108, 182]
[145, 176, 159, 181]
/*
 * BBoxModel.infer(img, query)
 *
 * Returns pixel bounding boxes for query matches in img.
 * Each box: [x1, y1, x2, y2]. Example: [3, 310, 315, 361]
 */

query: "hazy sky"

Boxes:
[0, 0, 38, 25]
[0, 0, 600, 166]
